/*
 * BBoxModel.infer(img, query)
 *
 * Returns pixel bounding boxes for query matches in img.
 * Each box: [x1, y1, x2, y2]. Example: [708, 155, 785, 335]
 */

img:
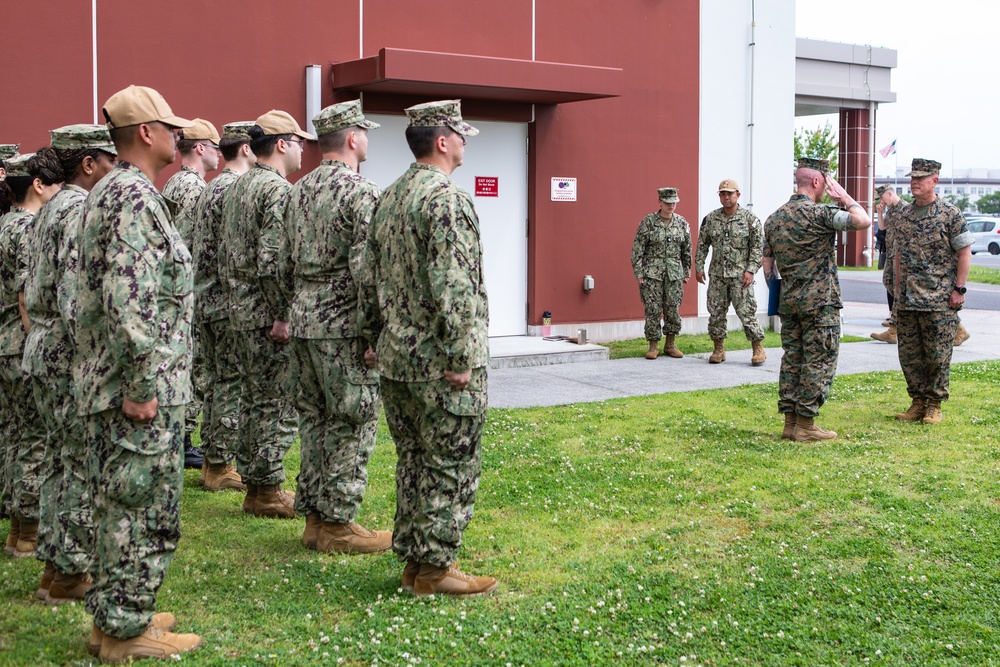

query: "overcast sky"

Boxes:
[795, 0, 998, 178]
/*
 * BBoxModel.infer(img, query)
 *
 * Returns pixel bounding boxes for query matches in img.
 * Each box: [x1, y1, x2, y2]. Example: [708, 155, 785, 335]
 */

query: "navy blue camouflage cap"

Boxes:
[0, 144, 19, 160]
[905, 158, 941, 178]
[658, 187, 679, 203]
[49, 124, 117, 156]
[797, 157, 829, 173]
[4, 153, 34, 178]
[313, 100, 380, 136]
[405, 99, 479, 136]
[222, 121, 255, 141]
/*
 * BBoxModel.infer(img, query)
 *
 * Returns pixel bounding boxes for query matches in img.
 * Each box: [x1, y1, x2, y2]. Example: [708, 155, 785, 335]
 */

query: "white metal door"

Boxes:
[361, 115, 528, 337]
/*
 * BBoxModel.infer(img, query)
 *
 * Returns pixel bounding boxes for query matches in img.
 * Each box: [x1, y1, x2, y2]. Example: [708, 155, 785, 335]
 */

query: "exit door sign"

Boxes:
[475, 176, 499, 197]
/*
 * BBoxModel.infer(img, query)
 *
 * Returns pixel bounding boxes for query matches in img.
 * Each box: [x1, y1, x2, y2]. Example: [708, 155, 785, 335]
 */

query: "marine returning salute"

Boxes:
[763, 157, 870, 442]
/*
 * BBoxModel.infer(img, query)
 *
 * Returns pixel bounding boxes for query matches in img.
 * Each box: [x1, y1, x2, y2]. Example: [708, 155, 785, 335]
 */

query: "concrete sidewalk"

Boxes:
[488, 302, 1000, 409]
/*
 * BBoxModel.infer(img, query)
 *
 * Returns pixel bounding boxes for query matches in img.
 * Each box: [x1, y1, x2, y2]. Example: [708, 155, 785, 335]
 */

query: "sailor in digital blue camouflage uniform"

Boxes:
[631, 187, 692, 360]
[695, 178, 766, 366]
[23, 125, 116, 603]
[883, 159, 972, 425]
[0, 143, 18, 522]
[190, 121, 256, 492]
[281, 100, 390, 554]
[762, 157, 870, 442]
[74, 85, 201, 661]
[221, 110, 312, 518]
[161, 118, 221, 470]
[0, 151, 62, 560]
[361, 100, 497, 597]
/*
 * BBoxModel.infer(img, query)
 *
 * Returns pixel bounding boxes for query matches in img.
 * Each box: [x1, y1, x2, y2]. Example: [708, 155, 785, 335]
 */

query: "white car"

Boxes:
[967, 217, 1000, 255]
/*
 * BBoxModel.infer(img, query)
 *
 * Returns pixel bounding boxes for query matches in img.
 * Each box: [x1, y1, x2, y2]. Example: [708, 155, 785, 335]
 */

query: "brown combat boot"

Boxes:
[99, 623, 201, 663]
[895, 399, 925, 422]
[45, 570, 92, 604]
[199, 462, 208, 487]
[316, 521, 392, 554]
[242, 484, 258, 514]
[302, 512, 322, 550]
[954, 324, 970, 347]
[413, 562, 499, 597]
[922, 400, 943, 424]
[781, 412, 797, 440]
[203, 463, 246, 492]
[709, 338, 726, 364]
[35, 561, 55, 600]
[252, 484, 296, 519]
[751, 339, 766, 366]
[4, 516, 19, 555]
[662, 335, 684, 358]
[401, 561, 420, 592]
[12, 521, 38, 558]
[644, 341, 658, 360]
[792, 416, 837, 442]
[871, 326, 897, 344]
[88, 613, 177, 657]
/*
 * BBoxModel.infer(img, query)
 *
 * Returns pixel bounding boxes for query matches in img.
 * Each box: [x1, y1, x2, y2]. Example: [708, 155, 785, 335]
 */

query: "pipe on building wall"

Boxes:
[92, 0, 98, 124]
[747, 0, 756, 210]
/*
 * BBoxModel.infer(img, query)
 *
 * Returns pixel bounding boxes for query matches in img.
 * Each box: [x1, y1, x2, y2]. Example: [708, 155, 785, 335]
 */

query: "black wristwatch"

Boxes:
[954, 285, 967, 295]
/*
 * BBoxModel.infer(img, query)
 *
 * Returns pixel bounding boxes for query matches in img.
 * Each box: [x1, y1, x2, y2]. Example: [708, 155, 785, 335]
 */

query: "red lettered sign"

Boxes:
[475, 176, 499, 197]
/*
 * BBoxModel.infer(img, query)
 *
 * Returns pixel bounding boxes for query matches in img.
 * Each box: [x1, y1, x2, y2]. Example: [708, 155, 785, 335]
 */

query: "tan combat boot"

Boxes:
[316, 521, 392, 554]
[45, 570, 92, 604]
[751, 339, 766, 366]
[302, 512, 322, 550]
[709, 338, 726, 363]
[12, 521, 38, 558]
[781, 412, 797, 440]
[242, 484, 258, 514]
[4, 517, 19, 555]
[792, 416, 837, 442]
[662, 335, 684, 358]
[203, 463, 246, 492]
[401, 561, 420, 592]
[895, 399, 925, 422]
[88, 613, 177, 657]
[922, 400, 943, 424]
[871, 326, 897, 344]
[954, 324, 970, 347]
[35, 561, 55, 600]
[99, 623, 201, 663]
[645, 341, 658, 360]
[413, 562, 498, 597]
[252, 484, 296, 519]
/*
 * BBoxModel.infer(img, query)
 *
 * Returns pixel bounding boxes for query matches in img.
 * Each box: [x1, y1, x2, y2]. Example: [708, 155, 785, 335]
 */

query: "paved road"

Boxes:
[839, 270, 1000, 311]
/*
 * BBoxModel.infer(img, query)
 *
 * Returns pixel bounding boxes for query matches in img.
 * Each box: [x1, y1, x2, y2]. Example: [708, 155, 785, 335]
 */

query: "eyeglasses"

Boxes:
[284, 138, 305, 147]
[200, 143, 220, 151]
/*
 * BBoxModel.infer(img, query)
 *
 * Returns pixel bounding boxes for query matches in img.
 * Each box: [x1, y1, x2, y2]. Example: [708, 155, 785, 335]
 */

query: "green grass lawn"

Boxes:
[968, 266, 1000, 286]
[3, 362, 1000, 665]
[603, 330, 870, 360]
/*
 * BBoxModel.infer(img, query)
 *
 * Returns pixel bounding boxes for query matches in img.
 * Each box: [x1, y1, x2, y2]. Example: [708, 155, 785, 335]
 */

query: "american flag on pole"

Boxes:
[879, 139, 897, 158]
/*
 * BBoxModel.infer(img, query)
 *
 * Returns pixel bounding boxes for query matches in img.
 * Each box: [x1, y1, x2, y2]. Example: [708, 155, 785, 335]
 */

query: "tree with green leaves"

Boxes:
[975, 192, 1000, 215]
[943, 194, 971, 212]
[793, 122, 839, 175]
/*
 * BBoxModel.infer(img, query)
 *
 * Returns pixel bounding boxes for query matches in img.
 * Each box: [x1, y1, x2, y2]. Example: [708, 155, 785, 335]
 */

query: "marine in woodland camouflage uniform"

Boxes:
[280, 100, 389, 553]
[631, 187, 691, 358]
[190, 121, 255, 491]
[762, 157, 870, 441]
[883, 159, 972, 424]
[22, 125, 116, 600]
[1, 151, 62, 559]
[162, 118, 221, 469]
[695, 179, 765, 365]
[360, 100, 497, 596]
[221, 110, 312, 517]
[73, 85, 201, 658]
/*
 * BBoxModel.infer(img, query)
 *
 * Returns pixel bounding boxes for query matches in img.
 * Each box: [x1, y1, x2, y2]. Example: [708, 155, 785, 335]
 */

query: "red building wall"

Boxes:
[1, 0, 700, 330]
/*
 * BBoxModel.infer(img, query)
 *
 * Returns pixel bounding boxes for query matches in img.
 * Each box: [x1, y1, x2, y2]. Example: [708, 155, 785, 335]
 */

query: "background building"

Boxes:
[2, 0, 891, 341]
